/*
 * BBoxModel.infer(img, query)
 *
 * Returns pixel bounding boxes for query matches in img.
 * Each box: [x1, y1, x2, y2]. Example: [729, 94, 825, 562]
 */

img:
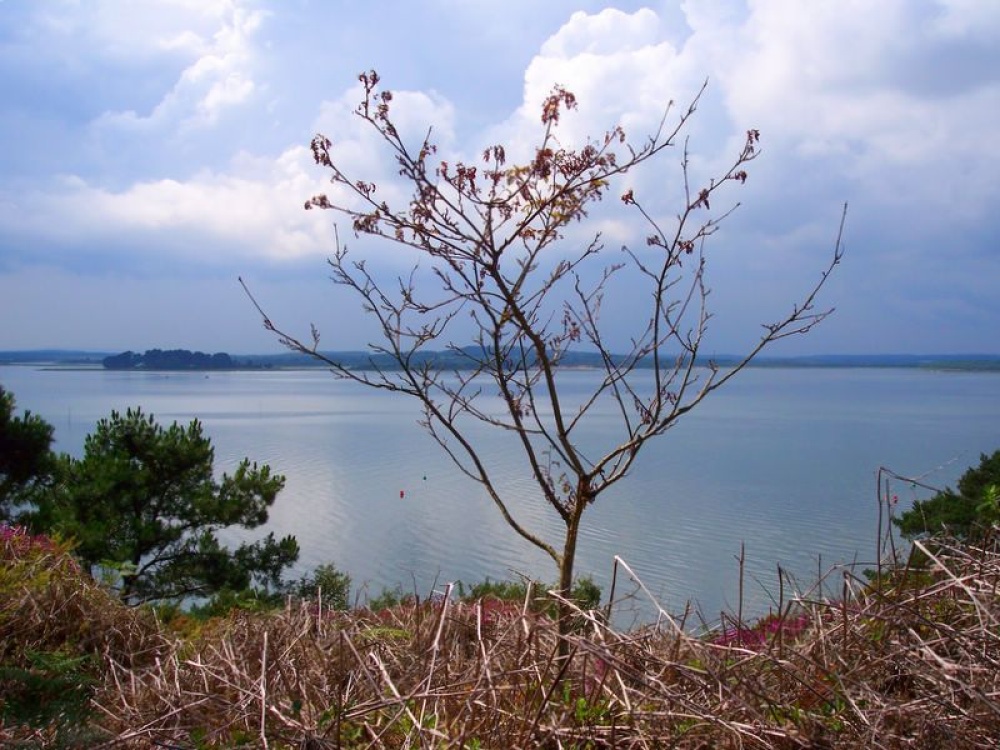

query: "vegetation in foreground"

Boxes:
[3, 521, 999, 749]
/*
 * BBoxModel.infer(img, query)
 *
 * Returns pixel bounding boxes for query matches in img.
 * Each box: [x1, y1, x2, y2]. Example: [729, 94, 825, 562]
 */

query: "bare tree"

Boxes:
[244, 70, 845, 639]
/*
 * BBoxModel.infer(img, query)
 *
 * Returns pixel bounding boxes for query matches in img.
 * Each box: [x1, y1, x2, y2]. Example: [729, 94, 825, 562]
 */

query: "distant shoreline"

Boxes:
[3, 349, 1000, 374]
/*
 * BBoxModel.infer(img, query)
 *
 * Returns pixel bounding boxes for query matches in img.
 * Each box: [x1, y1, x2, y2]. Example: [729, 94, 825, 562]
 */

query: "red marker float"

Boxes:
[400, 490, 405, 499]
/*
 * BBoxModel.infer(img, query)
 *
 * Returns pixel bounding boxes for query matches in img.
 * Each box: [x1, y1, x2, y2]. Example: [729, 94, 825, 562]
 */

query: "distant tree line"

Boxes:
[103, 349, 235, 371]
[95, 348, 1000, 373]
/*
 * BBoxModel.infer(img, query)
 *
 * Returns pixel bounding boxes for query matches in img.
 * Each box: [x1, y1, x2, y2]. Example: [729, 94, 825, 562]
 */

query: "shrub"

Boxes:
[895, 450, 1000, 542]
[0, 525, 166, 745]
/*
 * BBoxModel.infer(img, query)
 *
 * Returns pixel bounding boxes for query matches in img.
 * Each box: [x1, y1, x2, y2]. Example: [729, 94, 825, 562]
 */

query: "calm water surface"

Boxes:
[3, 364, 998, 625]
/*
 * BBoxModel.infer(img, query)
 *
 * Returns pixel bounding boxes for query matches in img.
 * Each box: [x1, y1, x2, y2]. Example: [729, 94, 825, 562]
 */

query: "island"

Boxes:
[103, 349, 239, 371]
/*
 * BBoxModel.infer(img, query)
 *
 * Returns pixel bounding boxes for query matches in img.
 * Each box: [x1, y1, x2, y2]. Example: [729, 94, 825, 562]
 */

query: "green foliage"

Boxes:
[977, 483, 1000, 525]
[457, 576, 531, 602]
[456, 575, 602, 621]
[894, 450, 1000, 542]
[187, 587, 283, 619]
[0, 648, 97, 734]
[188, 562, 353, 619]
[569, 575, 602, 610]
[562, 682, 612, 727]
[366, 584, 414, 612]
[0, 385, 55, 521]
[32, 407, 299, 605]
[285, 562, 352, 610]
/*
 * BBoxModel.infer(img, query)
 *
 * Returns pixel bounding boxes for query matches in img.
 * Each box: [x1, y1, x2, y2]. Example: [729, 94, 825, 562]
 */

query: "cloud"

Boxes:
[1, 146, 327, 267]
[90, 0, 265, 132]
[489, 8, 699, 155]
[713, 2, 1000, 219]
[0, 76, 461, 272]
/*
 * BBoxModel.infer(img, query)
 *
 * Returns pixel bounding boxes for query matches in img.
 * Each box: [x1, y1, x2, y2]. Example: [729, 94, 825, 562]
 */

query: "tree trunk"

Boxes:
[556, 498, 586, 658]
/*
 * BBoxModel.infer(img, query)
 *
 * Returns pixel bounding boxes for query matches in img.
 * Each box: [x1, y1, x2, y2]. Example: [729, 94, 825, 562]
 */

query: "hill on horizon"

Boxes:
[2, 348, 1000, 371]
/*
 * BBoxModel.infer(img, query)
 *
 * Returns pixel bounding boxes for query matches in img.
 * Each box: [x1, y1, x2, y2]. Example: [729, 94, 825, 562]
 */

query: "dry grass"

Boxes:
[2, 530, 1000, 748]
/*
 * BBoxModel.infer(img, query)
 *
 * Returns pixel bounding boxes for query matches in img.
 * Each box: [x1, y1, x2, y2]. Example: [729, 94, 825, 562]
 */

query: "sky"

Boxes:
[1, 0, 998, 356]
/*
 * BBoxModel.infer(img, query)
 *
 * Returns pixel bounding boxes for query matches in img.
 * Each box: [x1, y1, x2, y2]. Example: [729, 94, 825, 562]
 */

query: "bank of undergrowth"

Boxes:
[1, 525, 999, 749]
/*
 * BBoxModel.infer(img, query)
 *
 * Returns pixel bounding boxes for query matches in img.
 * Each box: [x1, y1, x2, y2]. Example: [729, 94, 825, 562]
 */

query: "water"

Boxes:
[3, 364, 998, 625]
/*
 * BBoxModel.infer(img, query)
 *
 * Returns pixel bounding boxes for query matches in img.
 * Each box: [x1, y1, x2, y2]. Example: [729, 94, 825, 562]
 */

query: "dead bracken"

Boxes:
[2, 527, 999, 748]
